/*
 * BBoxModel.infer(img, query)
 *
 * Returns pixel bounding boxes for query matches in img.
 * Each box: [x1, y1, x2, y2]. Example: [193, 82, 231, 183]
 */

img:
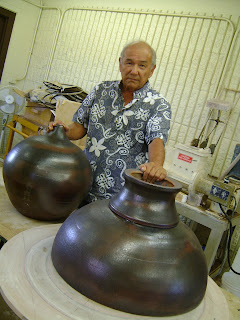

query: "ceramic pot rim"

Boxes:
[123, 168, 182, 193]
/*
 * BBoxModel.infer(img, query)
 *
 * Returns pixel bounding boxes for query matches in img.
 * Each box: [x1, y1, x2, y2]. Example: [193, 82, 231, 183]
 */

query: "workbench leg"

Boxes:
[204, 229, 224, 273]
[189, 220, 198, 232]
[4, 120, 16, 158]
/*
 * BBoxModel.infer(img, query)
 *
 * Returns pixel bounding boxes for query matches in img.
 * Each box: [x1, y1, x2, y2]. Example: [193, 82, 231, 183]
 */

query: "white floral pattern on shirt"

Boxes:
[89, 137, 106, 157]
[143, 92, 162, 105]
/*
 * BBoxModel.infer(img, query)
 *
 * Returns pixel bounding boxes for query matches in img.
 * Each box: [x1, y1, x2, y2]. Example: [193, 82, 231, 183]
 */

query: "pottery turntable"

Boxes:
[0, 224, 229, 320]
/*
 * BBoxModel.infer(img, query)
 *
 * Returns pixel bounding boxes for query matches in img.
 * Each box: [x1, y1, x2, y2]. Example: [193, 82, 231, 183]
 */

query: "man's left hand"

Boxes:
[139, 162, 167, 183]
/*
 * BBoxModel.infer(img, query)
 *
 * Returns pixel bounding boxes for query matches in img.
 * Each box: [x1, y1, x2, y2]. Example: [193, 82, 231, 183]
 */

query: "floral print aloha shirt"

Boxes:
[72, 80, 171, 202]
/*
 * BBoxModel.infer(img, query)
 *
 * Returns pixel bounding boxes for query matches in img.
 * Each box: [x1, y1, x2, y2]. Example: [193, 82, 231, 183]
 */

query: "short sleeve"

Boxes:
[72, 85, 97, 129]
[145, 98, 171, 145]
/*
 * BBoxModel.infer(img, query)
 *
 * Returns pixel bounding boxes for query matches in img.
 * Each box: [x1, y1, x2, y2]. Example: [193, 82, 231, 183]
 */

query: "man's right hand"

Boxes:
[48, 120, 69, 132]
[48, 121, 87, 140]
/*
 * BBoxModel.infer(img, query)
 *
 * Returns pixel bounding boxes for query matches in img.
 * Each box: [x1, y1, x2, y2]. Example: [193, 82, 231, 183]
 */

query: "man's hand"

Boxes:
[139, 162, 167, 183]
[48, 121, 87, 140]
[48, 120, 69, 132]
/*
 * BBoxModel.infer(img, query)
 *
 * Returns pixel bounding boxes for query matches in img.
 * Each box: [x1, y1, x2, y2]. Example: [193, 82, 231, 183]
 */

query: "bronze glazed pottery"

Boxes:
[3, 125, 92, 220]
[51, 169, 208, 316]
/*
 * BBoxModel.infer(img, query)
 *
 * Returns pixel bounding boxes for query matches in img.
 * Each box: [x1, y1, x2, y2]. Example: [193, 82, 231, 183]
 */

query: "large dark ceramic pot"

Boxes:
[51, 169, 208, 316]
[3, 125, 92, 220]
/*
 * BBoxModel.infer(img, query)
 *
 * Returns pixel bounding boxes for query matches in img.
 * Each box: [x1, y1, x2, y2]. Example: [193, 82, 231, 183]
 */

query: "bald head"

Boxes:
[119, 40, 156, 92]
[120, 41, 156, 68]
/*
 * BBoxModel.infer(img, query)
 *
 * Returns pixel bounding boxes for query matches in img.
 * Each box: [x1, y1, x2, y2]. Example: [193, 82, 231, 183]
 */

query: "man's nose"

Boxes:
[130, 64, 138, 74]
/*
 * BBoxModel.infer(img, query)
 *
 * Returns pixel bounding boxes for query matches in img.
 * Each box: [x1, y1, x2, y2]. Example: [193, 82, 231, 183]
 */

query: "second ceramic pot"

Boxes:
[3, 125, 92, 220]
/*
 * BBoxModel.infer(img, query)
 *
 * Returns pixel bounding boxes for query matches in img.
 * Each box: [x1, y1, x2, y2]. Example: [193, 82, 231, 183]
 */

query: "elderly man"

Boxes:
[50, 40, 171, 202]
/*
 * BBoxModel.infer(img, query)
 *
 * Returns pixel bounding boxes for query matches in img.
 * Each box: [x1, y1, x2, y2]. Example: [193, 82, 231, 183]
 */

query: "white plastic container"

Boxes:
[165, 143, 212, 186]
[222, 247, 240, 298]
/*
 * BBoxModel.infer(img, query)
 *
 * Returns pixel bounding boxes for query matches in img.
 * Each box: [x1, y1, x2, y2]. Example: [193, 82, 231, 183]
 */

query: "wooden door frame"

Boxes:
[0, 7, 16, 81]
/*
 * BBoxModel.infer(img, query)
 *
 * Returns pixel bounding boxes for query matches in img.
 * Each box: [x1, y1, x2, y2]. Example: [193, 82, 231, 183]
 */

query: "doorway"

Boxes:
[0, 7, 16, 81]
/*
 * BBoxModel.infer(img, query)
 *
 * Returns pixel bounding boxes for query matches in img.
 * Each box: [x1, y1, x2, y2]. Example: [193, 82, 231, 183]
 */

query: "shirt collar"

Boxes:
[118, 81, 151, 99]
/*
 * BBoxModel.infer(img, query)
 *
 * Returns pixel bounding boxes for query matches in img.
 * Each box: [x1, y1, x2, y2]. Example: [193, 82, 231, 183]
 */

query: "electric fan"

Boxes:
[0, 86, 26, 158]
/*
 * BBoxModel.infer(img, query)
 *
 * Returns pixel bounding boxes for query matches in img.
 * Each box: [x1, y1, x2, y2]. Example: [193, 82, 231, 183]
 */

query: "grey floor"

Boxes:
[0, 296, 19, 320]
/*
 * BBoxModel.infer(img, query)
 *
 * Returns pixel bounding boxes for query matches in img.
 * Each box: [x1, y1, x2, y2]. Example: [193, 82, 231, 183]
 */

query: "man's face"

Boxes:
[119, 43, 156, 92]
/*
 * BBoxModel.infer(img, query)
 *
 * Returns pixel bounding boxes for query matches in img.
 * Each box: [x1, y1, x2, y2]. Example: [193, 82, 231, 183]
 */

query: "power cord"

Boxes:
[219, 197, 240, 275]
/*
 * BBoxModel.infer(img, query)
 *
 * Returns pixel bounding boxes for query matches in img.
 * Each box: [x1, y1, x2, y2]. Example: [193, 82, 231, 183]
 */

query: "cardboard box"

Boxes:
[22, 102, 55, 136]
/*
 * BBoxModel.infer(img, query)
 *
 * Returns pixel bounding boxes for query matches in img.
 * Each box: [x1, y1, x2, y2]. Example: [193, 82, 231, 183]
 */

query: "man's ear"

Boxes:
[149, 64, 156, 78]
[119, 57, 122, 70]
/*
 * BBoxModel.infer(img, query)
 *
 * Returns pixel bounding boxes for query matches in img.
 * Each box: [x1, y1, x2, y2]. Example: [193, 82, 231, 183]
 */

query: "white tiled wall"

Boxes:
[22, 7, 240, 177]
[1, 2, 239, 178]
